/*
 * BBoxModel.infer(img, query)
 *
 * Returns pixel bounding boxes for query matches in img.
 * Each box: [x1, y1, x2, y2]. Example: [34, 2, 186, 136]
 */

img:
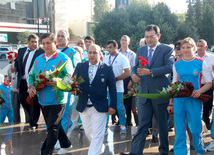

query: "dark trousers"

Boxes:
[123, 76, 132, 126]
[41, 104, 71, 155]
[19, 79, 40, 126]
[202, 85, 213, 130]
[130, 99, 169, 154]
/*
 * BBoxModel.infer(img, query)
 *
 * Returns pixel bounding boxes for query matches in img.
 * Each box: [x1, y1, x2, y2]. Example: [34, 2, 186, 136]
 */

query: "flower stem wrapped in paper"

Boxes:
[55, 74, 85, 95]
[135, 81, 211, 103]
[26, 61, 68, 105]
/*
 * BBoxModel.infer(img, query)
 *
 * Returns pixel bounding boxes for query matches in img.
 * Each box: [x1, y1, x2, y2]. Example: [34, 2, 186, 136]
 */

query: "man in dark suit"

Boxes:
[72, 44, 117, 154]
[121, 25, 174, 155]
[14, 34, 44, 130]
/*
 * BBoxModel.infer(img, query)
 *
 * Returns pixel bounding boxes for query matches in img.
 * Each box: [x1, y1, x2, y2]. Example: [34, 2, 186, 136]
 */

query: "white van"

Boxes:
[0, 47, 12, 59]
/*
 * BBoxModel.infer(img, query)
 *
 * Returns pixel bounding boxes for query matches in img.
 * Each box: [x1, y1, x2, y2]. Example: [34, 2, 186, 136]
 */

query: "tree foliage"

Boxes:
[94, 0, 214, 50]
[93, 0, 109, 22]
[94, 1, 178, 51]
[17, 31, 32, 44]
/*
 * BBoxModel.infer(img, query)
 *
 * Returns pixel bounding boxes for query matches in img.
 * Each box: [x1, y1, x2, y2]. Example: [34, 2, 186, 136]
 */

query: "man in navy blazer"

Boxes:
[121, 25, 174, 155]
[72, 44, 117, 155]
[14, 34, 44, 129]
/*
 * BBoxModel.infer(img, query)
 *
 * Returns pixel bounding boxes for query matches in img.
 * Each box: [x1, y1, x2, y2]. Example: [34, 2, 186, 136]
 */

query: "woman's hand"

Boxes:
[167, 105, 173, 114]
[191, 90, 201, 98]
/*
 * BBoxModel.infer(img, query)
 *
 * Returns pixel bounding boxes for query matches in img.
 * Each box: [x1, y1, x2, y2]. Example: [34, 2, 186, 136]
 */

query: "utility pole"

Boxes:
[37, 0, 40, 37]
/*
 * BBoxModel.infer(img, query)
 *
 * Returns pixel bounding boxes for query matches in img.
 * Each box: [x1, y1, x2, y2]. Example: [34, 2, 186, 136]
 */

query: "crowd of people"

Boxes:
[0, 24, 214, 155]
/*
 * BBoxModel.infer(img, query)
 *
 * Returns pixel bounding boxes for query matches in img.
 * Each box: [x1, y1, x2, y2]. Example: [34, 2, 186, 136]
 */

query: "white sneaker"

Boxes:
[207, 140, 214, 151]
[120, 125, 126, 134]
[100, 144, 105, 154]
[57, 145, 73, 154]
[54, 140, 60, 150]
[67, 124, 76, 139]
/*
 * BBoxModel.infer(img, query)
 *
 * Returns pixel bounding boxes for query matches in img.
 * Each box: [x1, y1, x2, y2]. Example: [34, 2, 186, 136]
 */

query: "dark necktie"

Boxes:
[148, 48, 153, 65]
[22, 49, 31, 76]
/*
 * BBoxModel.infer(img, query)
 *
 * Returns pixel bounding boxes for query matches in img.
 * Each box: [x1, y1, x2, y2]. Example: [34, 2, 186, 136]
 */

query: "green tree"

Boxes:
[95, 1, 179, 51]
[93, 0, 109, 22]
[194, 0, 203, 33]
[200, 3, 214, 46]
[17, 31, 32, 44]
[151, 3, 178, 44]
[184, 2, 199, 41]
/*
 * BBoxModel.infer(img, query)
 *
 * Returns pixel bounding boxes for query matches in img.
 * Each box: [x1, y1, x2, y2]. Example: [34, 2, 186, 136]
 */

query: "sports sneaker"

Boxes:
[54, 140, 60, 150]
[207, 140, 214, 151]
[67, 124, 76, 139]
[57, 145, 73, 154]
[120, 125, 126, 134]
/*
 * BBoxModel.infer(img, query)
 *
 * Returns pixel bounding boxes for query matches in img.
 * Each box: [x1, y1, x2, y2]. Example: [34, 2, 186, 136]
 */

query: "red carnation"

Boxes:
[72, 77, 75, 81]
[138, 57, 149, 67]
[72, 83, 77, 88]
[125, 94, 129, 97]
[8, 55, 12, 59]
[131, 91, 135, 95]
[138, 56, 143, 60]
[39, 74, 44, 79]
[43, 78, 47, 82]
[169, 90, 175, 94]
[15, 53, 18, 57]
[7, 51, 13, 55]
[54, 70, 59, 76]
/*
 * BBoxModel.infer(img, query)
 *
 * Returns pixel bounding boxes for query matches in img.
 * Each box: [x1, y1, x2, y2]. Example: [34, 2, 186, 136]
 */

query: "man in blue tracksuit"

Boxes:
[28, 33, 74, 155]
[0, 75, 13, 123]
[56, 30, 81, 133]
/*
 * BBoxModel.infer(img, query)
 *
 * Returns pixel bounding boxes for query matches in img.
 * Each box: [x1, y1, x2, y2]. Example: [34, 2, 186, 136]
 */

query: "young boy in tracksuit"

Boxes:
[0, 75, 13, 123]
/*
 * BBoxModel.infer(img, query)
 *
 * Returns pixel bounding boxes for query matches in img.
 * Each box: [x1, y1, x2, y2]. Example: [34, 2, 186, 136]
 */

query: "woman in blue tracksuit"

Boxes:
[167, 37, 212, 155]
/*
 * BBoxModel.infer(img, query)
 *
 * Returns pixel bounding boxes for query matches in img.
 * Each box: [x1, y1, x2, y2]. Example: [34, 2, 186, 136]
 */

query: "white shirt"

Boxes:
[83, 50, 88, 60]
[195, 52, 214, 84]
[22, 47, 36, 79]
[103, 53, 130, 92]
[118, 48, 136, 68]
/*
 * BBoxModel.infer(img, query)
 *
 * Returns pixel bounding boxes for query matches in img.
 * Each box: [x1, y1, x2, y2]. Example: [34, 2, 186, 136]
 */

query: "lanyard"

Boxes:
[109, 53, 119, 66]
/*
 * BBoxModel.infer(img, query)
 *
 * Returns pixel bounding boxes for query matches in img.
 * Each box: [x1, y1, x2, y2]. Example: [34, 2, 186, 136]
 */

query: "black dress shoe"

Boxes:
[152, 135, 158, 143]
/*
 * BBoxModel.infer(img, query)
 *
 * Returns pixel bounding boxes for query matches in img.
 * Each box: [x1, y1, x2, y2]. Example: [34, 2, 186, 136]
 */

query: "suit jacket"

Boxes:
[131, 44, 174, 104]
[15, 47, 44, 89]
[73, 61, 117, 113]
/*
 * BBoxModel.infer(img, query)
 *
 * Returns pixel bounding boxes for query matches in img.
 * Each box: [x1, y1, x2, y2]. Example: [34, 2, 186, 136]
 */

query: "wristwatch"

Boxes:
[150, 69, 153, 77]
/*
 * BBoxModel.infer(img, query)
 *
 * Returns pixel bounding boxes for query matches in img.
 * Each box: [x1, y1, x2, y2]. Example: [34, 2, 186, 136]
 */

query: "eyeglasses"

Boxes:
[175, 47, 181, 50]
[145, 35, 157, 39]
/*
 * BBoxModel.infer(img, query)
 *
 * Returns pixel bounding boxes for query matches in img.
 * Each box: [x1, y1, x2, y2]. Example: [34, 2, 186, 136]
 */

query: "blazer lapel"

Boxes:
[85, 61, 90, 84]
[20, 47, 27, 62]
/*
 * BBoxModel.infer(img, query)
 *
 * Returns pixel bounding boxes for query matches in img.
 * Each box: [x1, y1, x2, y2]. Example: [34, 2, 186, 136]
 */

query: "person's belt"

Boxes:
[86, 104, 93, 108]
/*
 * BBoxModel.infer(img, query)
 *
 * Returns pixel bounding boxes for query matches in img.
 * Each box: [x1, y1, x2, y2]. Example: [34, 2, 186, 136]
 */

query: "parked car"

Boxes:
[0, 46, 12, 59]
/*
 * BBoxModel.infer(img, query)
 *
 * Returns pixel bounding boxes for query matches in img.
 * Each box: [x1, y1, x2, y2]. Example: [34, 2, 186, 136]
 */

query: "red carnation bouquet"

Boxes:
[6, 51, 18, 64]
[136, 81, 211, 103]
[26, 61, 67, 105]
[124, 56, 149, 99]
[55, 74, 85, 94]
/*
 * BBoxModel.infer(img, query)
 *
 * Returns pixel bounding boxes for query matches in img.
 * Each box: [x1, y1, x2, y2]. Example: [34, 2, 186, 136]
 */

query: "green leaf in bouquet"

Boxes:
[135, 93, 173, 99]
[56, 78, 73, 92]
[54, 60, 68, 77]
